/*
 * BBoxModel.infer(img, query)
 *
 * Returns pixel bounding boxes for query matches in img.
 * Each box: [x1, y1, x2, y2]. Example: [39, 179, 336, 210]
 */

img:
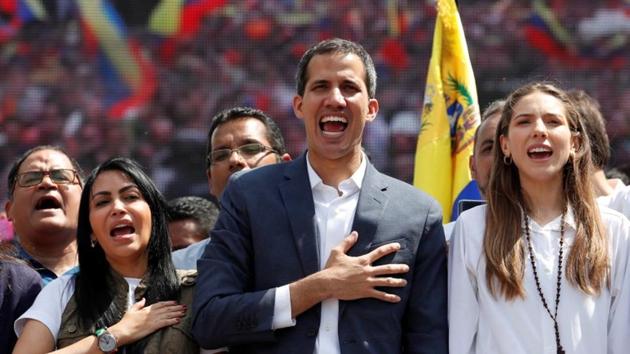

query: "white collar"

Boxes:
[306, 151, 367, 191]
[520, 204, 577, 232]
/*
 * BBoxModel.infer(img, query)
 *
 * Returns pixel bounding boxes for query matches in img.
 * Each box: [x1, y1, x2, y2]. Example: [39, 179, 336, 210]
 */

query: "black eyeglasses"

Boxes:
[15, 169, 79, 188]
[208, 143, 277, 165]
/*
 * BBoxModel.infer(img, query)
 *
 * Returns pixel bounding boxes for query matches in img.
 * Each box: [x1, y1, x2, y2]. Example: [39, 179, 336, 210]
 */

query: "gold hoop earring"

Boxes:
[503, 155, 512, 165]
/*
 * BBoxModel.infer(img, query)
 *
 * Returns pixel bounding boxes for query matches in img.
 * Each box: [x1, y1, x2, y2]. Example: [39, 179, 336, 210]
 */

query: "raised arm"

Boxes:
[289, 231, 408, 317]
[13, 299, 186, 354]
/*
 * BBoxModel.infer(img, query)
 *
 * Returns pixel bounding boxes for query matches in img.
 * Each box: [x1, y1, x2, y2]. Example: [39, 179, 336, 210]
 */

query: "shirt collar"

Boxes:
[520, 204, 577, 232]
[14, 241, 42, 268]
[306, 151, 367, 191]
[564, 205, 577, 230]
[13, 240, 59, 284]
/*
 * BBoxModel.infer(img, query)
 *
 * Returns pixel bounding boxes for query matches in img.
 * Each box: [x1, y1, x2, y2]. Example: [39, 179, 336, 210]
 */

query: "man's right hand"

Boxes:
[289, 231, 409, 317]
[321, 231, 409, 302]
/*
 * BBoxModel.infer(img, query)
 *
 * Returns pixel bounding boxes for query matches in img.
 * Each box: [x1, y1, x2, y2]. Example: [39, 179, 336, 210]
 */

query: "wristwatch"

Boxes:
[95, 328, 117, 353]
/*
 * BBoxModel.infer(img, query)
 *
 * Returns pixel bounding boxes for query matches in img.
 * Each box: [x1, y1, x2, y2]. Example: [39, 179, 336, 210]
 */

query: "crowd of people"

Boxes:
[1, 0, 630, 352]
[0, 0, 628, 203]
[2, 35, 630, 353]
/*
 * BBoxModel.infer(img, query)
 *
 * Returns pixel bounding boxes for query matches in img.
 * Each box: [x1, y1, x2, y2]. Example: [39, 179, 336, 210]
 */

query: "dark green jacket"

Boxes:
[57, 270, 199, 353]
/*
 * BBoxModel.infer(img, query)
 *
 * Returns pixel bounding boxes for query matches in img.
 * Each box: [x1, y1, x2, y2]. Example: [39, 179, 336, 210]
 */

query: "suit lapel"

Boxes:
[341, 162, 389, 316]
[279, 154, 320, 276]
[349, 162, 389, 255]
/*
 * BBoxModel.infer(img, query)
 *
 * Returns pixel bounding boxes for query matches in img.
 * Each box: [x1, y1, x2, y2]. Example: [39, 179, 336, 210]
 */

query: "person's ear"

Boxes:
[280, 153, 292, 162]
[4, 200, 13, 221]
[206, 169, 215, 197]
[365, 98, 379, 122]
[292, 95, 304, 120]
[570, 132, 580, 155]
[499, 134, 510, 157]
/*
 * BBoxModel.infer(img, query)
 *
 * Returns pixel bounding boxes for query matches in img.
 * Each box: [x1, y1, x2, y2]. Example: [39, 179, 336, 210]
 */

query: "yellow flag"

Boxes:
[149, 0, 184, 35]
[413, 0, 480, 222]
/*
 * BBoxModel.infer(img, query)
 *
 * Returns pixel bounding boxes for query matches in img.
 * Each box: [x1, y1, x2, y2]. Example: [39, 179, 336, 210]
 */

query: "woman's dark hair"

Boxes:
[74, 157, 178, 352]
[485, 82, 607, 299]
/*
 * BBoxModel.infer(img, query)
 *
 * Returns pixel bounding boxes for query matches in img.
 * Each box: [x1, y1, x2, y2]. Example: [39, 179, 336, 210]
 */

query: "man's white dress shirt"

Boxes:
[597, 180, 630, 220]
[271, 153, 367, 354]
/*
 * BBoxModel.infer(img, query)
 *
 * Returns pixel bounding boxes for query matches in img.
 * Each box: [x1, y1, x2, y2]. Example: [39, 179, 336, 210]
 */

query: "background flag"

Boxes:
[413, 0, 481, 222]
[0, 0, 47, 42]
[77, 0, 157, 120]
[18, 0, 46, 22]
[149, 0, 227, 61]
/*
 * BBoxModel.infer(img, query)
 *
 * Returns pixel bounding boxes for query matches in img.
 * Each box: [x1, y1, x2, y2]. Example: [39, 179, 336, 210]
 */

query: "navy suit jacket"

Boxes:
[192, 153, 448, 354]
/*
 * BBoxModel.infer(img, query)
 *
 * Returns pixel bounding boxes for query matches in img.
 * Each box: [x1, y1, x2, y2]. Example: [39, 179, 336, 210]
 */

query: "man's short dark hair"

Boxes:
[167, 196, 219, 238]
[568, 90, 610, 170]
[296, 38, 377, 98]
[473, 100, 505, 154]
[206, 107, 287, 169]
[7, 145, 83, 199]
[606, 167, 630, 185]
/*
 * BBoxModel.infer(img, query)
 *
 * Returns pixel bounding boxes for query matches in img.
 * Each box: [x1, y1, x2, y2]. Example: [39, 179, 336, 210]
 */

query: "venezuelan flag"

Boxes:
[148, 0, 184, 36]
[148, 0, 226, 37]
[413, 0, 480, 222]
[524, 0, 575, 63]
[149, 0, 226, 62]
[0, 0, 46, 42]
[77, 0, 156, 120]
[523, 0, 626, 68]
[18, 0, 47, 22]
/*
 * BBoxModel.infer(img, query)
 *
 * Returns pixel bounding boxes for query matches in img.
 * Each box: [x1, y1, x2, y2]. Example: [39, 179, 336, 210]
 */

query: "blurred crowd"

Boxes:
[0, 0, 628, 203]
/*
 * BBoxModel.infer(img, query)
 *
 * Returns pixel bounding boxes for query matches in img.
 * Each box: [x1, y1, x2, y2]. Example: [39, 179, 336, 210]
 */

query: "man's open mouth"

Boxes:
[320, 116, 348, 134]
[35, 196, 62, 210]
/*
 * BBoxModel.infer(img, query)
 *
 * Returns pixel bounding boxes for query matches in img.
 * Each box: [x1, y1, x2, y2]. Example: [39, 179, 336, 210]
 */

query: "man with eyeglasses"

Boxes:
[205, 106, 291, 197]
[172, 106, 291, 270]
[5, 145, 83, 285]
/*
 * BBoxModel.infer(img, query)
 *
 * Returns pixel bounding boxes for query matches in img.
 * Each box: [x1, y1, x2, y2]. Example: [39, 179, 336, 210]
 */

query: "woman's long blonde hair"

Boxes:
[484, 82, 608, 299]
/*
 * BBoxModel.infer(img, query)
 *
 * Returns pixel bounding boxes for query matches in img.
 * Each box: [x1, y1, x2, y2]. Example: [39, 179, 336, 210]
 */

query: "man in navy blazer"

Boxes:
[192, 38, 448, 354]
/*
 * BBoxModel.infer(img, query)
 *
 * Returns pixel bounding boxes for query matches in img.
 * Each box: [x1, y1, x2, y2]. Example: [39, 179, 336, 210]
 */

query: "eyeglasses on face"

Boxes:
[16, 169, 79, 188]
[208, 143, 277, 165]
